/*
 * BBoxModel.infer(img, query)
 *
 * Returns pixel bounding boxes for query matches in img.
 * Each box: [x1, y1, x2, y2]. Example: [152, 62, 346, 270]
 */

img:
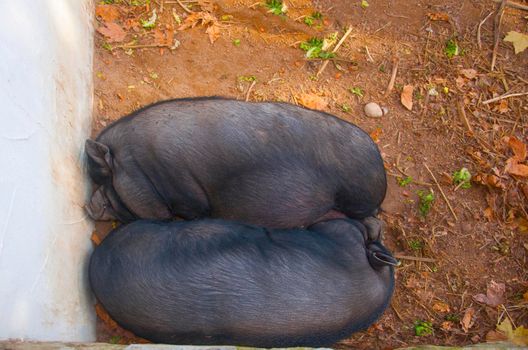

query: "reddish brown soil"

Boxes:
[92, 0, 528, 348]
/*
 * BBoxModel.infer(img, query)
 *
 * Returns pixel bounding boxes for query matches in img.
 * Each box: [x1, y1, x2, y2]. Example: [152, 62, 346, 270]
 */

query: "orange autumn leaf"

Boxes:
[97, 22, 127, 43]
[369, 127, 382, 143]
[493, 99, 509, 114]
[91, 231, 102, 246]
[508, 136, 527, 162]
[178, 11, 217, 30]
[205, 23, 221, 43]
[401, 85, 413, 111]
[432, 301, 451, 313]
[461, 307, 475, 333]
[297, 93, 328, 110]
[96, 5, 120, 23]
[427, 12, 450, 21]
[505, 158, 528, 177]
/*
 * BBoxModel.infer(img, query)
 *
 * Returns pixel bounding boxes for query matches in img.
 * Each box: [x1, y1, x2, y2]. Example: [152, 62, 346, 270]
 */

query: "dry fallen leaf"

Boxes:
[504, 31, 528, 54]
[460, 68, 477, 79]
[297, 94, 328, 110]
[486, 329, 508, 342]
[507, 136, 527, 162]
[97, 22, 127, 43]
[95, 4, 120, 23]
[473, 280, 505, 307]
[369, 127, 382, 143]
[496, 318, 528, 346]
[441, 321, 454, 331]
[401, 85, 414, 111]
[524, 291, 528, 301]
[178, 11, 217, 30]
[493, 99, 509, 114]
[432, 301, 451, 313]
[461, 307, 475, 333]
[90, 231, 101, 246]
[427, 12, 450, 21]
[505, 158, 528, 177]
[205, 23, 221, 43]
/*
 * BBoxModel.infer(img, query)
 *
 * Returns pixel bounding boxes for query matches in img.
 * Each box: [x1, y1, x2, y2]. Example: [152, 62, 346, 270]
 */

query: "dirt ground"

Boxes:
[91, 0, 528, 348]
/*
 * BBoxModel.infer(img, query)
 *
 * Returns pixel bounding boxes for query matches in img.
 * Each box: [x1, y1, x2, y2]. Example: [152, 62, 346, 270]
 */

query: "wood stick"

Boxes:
[384, 57, 399, 96]
[456, 98, 474, 133]
[316, 26, 354, 77]
[492, 0, 528, 11]
[394, 254, 436, 263]
[477, 11, 494, 50]
[424, 163, 458, 221]
[491, 0, 507, 71]
[176, 0, 193, 14]
[245, 80, 257, 102]
[482, 91, 528, 104]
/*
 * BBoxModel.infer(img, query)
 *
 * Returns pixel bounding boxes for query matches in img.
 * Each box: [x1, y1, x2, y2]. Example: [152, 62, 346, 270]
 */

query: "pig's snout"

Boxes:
[86, 187, 116, 221]
[366, 241, 399, 269]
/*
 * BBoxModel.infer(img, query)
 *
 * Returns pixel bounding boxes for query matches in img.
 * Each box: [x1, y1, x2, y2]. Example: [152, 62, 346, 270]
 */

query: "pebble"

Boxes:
[364, 102, 387, 118]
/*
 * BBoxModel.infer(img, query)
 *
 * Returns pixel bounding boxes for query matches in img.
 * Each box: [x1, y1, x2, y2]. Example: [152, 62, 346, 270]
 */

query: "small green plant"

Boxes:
[131, 0, 150, 5]
[408, 239, 423, 251]
[141, 9, 157, 29]
[378, 64, 386, 73]
[349, 87, 364, 97]
[452, 167, 471, 189]
[102, 0, 115, 4]
[238, 75, 257, 82]
[444, 39, 460, 58]
[417, 190, 435, 217]
[300, 38, 335, 59]
[360, 0, 369, 9]
[341, 104, 351, 113]
[265, 0, 287, 15]
[233, 39, 241, 46]
[445, 314, 460, 322]
[102, 42, 113, 51]
[398, 176, 413, 187]
[109, 336, 121, 344]
[304, 11, 323, 26]
[414, 320, 433, 336]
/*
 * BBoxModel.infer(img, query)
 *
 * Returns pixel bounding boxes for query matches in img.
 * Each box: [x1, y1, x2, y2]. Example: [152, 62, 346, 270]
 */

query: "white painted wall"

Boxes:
[0, 0, 95, 342]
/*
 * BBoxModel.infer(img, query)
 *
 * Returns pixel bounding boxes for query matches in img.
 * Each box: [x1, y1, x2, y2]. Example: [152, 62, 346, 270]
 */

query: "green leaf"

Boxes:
[398, 176, 413, 187]
[452, 167, 471, 189]
[414, 320, 433, 336]
[361, 0, 369, 9]
[417, 190, 435, 217]
[349, 87, 364, 97]
[444, 39, 460, 58]
[141, 9, 157, 29]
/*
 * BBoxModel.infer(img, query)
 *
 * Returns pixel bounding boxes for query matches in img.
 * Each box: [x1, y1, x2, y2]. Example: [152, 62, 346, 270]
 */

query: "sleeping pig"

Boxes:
[85, 97, 387, 227]
[89, 217, 396, 347]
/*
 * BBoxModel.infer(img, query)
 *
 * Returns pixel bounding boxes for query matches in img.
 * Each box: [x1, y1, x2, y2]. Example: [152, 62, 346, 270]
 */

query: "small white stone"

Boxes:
[364, 102, 383, 118]
[381, 107, 389, 116]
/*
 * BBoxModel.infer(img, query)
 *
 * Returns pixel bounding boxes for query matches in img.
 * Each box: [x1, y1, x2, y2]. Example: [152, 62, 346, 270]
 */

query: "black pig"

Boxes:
[89, 218, 396, 347]
[85, 97, 386, 227]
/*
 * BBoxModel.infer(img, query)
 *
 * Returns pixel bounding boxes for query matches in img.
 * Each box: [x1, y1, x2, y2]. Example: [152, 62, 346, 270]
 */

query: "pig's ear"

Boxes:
[85, 139, 113, 180]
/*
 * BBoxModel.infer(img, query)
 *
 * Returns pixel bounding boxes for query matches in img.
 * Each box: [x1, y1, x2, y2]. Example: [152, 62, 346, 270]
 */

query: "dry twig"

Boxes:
[491, 0, 507, 71]
[176, 0, 193, 14]
[394, 254, 436, 263]
[477, 11, 494, 50]
[482, 91, 528, 104]
[245, 80, 257, 102]
[316, 26, 354, 77]
[384, 57, 400, 96]
[456, 99, 474, 133]
[492, 0, 528, 11]
[424, 163, 458, 221]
